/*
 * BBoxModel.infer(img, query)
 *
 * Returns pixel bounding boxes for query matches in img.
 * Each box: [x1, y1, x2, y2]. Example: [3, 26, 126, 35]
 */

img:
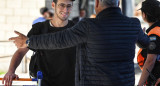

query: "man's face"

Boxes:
[43, 12, 50, 19]
[80, 10, 86, 17]
[52, 0, 73, 21]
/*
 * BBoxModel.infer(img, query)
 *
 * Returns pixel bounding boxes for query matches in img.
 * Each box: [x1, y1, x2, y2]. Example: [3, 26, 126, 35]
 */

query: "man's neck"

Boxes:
[148, 22, 154, 27]
[51, 16, 68, 27]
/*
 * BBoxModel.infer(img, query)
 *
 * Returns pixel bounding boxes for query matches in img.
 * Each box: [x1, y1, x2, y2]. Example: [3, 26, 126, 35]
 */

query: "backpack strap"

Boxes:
[36, 20, 50, 76]
[29, 20, 50, 78]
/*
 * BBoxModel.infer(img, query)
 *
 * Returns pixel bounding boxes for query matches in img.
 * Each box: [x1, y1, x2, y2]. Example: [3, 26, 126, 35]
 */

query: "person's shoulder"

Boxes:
[33, 17, 41, 21]
[130, 17, 140, 22]
[32, 20, 48, 28]
[118, 16, 141, 27]
[127, 17, 141, 24]
[32, 22, 43, 29]
[28, 22, 43, 36]
[33, 17, 46, 24]
[149, 27, 160, 37]
[33, 17, 43, 24]
[119, 15, 141, 24]
[31, 20, 48, 32]
[28, 21, 49, 37]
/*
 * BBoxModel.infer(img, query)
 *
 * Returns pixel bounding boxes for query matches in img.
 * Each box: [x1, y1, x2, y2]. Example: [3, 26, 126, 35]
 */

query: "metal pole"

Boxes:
[37, 71, 43, 86]
[122, 0, 127, 16]
[22, 55, 27, 73]
[122, 0, 134, 17]
[38, 79, 42, 86]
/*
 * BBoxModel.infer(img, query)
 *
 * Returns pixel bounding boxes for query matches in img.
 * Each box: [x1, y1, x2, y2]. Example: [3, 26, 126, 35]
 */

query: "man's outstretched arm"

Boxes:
[155, 78, 160, 86]
[9, 19, 89, 49]
[136, 23, 149, 48]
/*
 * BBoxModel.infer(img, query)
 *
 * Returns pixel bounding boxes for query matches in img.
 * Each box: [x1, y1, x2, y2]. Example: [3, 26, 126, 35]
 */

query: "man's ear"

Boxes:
[52, 2, 55, 9]
[142, 12, 146, 19]
[142, 12, 148, 22]
[95, 0, 99, 8]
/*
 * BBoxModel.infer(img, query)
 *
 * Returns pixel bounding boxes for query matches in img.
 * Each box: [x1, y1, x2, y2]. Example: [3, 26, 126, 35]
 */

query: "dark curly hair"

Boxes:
[141, 0, 160, 23]
[53, 0, 75, 4]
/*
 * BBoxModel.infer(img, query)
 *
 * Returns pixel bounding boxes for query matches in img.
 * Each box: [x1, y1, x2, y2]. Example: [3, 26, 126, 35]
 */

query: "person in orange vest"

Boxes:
[138, 0, 160, 86]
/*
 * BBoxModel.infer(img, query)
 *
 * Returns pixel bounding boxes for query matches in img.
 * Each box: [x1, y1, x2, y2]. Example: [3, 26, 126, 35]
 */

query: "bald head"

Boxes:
[100, 0, 119, 7]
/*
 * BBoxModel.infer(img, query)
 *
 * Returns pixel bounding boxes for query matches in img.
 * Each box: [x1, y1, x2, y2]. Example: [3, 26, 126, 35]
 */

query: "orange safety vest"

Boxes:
[137, 26, 160, 70]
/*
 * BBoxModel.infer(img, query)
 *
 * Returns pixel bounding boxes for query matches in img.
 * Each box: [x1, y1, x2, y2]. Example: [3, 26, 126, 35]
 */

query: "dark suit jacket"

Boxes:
[72, 17, 79, 24]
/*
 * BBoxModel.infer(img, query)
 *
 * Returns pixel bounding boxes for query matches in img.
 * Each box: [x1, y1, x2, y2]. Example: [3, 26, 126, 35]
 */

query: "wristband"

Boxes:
[26, 38, 30, 47]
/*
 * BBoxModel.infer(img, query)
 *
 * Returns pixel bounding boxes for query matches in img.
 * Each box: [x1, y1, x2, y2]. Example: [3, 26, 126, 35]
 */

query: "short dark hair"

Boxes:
[100, 0, 119, 7]
[79, 9, 85, 13]
[141, 0, 160, 22]
[53, 0, 75, 4]
[80, 9, 85, 11]
[53, 0, 58, 4]
[40, 7, 48, 15]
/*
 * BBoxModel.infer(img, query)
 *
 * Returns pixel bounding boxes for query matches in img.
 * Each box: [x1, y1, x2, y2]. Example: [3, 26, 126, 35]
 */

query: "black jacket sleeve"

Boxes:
[137, 28, 149, 48]
[28, 19, 89, 49]
[136, 20, 149, 48]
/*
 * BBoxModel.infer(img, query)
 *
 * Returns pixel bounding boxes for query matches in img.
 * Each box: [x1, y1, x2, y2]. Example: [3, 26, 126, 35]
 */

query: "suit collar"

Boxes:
[96, 7, 122, 19]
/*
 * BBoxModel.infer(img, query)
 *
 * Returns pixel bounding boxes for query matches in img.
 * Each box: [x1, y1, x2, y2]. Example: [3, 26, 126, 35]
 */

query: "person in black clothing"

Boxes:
[2, 0, 76, 86]
[138, 0, 160, 86]
[10, 0, 149, 86]
[72, 9, 86, 24]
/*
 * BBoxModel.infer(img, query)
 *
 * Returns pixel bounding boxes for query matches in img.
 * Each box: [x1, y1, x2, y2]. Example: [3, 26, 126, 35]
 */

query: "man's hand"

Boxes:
[143, 27, 146, 33]
[9, 31, 28, 48]
[155, 78, 160, 86]
[2, 72, 19, 86]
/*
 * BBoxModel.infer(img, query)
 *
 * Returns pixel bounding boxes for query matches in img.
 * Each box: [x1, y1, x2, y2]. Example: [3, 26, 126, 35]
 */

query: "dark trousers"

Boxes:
[41, 78, 52, 86]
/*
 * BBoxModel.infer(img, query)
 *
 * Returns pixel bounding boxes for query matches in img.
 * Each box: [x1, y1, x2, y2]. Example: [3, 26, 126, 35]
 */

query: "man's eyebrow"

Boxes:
[59, 3, 73, 5]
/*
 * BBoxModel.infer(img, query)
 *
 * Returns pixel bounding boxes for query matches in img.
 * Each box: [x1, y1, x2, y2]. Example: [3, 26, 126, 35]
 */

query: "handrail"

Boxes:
[0, 55, 12, 58]
[0, 55, 31, 60]
[0, 78, 33, 81]
[0, 41, 12, 42]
